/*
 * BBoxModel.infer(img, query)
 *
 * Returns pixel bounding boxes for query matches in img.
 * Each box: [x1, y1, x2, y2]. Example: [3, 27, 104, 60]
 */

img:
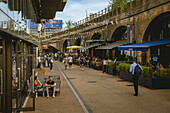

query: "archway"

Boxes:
[91, 32, 101, 40]
[142, 12, 170, 67]
[111, 26, 127, 41]
[63, 40, 67, 53]
[90, 32, 103, 58]
[109, 26, 127, 59]
[74, 38, 81, 46]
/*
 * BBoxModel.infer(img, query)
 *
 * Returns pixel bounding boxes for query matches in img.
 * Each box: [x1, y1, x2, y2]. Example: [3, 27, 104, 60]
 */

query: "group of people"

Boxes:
[34, 76, 61, 98]
[37, 53, 54, 71]
[62, 55, 73, 70]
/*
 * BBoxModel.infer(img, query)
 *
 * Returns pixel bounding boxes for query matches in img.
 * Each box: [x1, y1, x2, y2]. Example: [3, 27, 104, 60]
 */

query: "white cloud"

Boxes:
[55, 0, 109, 24]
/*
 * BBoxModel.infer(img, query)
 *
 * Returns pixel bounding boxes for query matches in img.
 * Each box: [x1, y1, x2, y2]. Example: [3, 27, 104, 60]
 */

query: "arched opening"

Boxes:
[111, 26, 127, 41]
[47, 45, 58, 53]
[109, 26, 127, 59]
[74, 38, 81, 46]
[142, 12, 170, 67]
[91, 32, 101, 40]
[63, 40, 67, 53]
[89, 32, 103, 58]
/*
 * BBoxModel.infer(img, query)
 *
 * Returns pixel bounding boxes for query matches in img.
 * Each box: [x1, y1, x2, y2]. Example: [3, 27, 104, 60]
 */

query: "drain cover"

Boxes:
[69, 78, 76, 80]
[88, 81, 97, 83]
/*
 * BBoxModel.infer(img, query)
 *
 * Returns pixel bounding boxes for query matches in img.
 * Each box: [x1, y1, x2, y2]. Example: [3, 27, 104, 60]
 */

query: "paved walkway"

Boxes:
[25, 61, 170, 113]
[24, 62, 84, 113]
[57, 61, 170, 113]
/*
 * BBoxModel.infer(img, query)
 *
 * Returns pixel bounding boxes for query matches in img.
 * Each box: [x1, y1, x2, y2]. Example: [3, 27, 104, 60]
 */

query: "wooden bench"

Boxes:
[36, 75, 61, 97]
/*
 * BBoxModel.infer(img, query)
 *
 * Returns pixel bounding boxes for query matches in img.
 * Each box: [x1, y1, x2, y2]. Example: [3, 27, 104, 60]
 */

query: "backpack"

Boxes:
[134, 64, 142, 76]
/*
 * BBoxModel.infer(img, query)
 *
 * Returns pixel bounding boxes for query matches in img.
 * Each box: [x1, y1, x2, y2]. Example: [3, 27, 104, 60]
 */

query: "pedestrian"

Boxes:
[68, 55, 73, 69]
[47, 54, 50, 67]
[79, 53, 85, 71]
[84, 56, 89, 67]
[130, 59, 142, 96]
[102, 58, 107, 73]
[50, 58, 54, 71]
[37, 56, 41, 68]
[63, 56, 68, 70]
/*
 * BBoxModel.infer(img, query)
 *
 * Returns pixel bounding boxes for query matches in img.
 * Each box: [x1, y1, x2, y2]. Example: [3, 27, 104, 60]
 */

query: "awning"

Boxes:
[48, 44, 59, 50]
[81, 43, 104, 50]
[95, 40, 127, 50]
[118, 40, 170, 51]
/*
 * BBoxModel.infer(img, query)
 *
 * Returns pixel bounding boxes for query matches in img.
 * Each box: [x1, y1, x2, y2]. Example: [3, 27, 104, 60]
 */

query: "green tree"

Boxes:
[65, 20, 72, 29]
[109, 0, 127, 12]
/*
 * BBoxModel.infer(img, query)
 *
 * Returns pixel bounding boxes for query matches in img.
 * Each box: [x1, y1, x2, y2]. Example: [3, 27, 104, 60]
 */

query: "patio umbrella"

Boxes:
[67, 45, 83, 49]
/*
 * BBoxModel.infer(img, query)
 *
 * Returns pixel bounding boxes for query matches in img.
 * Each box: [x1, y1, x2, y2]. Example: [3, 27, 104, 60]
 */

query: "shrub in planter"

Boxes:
[106, 61, 116, 68]
[159, 68, 170, 78]
[141, 66, 151, 78]
[118, 63, 131, 73]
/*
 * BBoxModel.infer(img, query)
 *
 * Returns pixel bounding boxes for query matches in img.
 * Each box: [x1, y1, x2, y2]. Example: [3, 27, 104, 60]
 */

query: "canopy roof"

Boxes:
[81, 43, 104, 50]
[118, 40, 170, 51]
[96, 40, 127, 50]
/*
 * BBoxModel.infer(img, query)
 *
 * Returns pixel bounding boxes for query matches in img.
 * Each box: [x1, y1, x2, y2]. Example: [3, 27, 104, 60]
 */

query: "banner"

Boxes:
[127, 24, 133, 43]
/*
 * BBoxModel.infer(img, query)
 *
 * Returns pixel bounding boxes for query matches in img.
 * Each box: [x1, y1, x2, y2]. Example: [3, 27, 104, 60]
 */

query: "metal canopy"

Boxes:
[33, 0, 67, 22]
[118, 40, 170, 51]
[95, 40, 127, 50]
[81, 43, 104, 50]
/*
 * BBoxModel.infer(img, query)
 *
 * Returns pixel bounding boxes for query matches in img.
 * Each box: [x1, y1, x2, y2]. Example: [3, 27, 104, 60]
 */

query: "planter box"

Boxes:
[119, 71, 133, 82]
[119, 71, 170, 89]
[107, 67, 117, 76]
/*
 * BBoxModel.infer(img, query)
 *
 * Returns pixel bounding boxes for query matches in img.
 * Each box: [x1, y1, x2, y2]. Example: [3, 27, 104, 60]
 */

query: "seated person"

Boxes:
[45, 76, 56, 98]
[35, 76, 43, 91]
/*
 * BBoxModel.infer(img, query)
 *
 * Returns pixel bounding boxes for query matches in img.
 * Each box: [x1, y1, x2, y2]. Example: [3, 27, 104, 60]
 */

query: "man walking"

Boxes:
[130, 59, 142, 96]
[79, 53, 85, 71]
[68, 55, 73, 69]
[102, 58, 107, 73]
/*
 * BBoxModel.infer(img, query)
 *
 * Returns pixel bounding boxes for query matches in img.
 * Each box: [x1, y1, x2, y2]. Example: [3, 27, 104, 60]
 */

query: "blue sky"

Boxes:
[55, 0, 109, 24]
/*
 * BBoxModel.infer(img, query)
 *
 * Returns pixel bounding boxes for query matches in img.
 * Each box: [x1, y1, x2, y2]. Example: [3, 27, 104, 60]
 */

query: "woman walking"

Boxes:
[63, 56, 68, 70]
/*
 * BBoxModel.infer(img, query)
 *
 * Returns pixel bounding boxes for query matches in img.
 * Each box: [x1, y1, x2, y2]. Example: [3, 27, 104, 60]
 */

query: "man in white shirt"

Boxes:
[68, 55, 73, 68]
[102, 58, 108, 73]
[130, 59, 142, 96]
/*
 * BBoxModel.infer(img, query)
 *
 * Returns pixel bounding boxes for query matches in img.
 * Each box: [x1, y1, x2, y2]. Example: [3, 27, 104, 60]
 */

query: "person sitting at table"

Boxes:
[160, 64, 164, 69]
[45, 76, 56, 98]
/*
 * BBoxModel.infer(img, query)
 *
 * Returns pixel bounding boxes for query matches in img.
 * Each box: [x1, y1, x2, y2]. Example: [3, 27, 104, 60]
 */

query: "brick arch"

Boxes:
[74, 38, 81, 46]
[141, 11, 170, 42]
[108, 23, 128, 41]
[108, 24, 127, 41]
[62, 39, 67, 53]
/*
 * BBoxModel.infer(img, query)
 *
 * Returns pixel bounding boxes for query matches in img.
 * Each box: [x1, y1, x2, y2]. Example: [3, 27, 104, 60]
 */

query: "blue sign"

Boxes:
[30, 22, 38, 29]
[30, 20, 62, 29]
[44, 20, 62, 29]
[150, 55, 159, 64]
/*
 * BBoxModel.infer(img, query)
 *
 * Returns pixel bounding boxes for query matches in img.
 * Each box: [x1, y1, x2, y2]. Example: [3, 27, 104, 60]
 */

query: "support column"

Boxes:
[137, 51, 142, 63]
[5, 37, 12, 113]
[146, 35, 151, 63]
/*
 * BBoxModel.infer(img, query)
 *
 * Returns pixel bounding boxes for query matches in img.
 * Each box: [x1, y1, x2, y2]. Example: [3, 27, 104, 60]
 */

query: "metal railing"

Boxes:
[0, 8, 39, 44]
[42, 0, 170, 43]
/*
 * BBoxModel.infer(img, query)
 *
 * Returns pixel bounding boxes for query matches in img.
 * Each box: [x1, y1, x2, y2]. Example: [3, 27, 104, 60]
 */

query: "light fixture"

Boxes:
[168, 23, 170, 29]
